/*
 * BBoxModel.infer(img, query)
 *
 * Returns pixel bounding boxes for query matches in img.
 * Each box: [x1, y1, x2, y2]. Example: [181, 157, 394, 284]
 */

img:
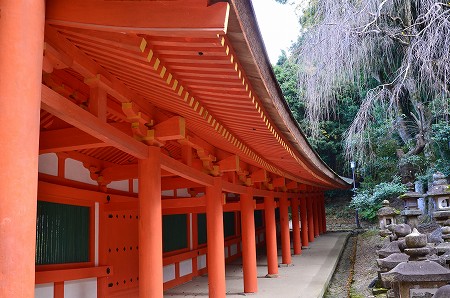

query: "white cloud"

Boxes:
[251, 0, 301, 64]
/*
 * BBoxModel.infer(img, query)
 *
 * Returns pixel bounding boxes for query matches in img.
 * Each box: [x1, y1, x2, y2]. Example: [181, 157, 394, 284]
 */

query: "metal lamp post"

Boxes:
[351, 161, 361, 228]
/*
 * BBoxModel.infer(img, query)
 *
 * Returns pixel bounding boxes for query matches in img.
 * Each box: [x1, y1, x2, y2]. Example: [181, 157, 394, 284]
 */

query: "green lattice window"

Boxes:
[36, 201, 90, 265]
[163, 214, 188, 253]
[198, 213, 207, 245]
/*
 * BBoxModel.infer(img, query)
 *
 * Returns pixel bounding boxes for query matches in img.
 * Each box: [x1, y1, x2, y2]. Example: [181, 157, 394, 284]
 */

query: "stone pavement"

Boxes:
[164, 232, 350, 298]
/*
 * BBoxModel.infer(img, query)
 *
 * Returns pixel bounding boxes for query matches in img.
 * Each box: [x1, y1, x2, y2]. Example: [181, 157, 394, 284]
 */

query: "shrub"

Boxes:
[350, 177, 406, 220]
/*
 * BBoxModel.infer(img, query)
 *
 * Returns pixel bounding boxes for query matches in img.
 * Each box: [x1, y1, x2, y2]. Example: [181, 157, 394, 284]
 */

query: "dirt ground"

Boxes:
[324, 233, 356, 298]
[324, 193, 391, 298]
[352, 231, 389, 297]
[324, 230, 388, 298]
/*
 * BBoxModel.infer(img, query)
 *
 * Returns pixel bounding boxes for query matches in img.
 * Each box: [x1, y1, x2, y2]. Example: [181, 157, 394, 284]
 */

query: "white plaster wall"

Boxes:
[108, 180, 129, 192]
[177, 188, 190, 197]
[197, 254, 207, 269]
[133, 179, 138, 193]
[65, 278, 97, 298]
[65, 159, 97, 185]
[162, 190, 174, 197]
[230, 243, 238, 256]
[163, 264, 175, 282]
[179, 259, 193, 277]
[38, 153, 58, 176]
[35, 283, 54, 298]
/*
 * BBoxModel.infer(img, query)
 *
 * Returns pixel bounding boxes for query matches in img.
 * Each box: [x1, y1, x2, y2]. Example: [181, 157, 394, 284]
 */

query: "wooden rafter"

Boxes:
[44, 25, 152, 115]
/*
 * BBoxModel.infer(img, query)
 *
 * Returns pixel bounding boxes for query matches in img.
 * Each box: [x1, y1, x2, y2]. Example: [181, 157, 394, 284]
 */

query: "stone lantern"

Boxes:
[381, 228, 450, 298]
[378, 241, 402, 259]
[377, 224, 411, 259]
[377, 200, 397, 236]
[433, 285, 450, 297]
[435, 220, 450, 267]
[399, 182, 423, 229]
[376, 251, 409, 290]
[427, 172, 450, 225]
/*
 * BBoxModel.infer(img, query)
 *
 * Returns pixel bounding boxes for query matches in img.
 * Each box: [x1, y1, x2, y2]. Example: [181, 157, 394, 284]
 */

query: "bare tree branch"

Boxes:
[296, 0, 450, 166]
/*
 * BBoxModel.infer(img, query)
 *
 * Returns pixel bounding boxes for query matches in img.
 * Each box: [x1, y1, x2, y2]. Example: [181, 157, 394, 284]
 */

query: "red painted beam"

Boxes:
[160, 154, 214, 186]
[162, 196, 206, 209]
[39, 127, 106, 153]
[46, 1, 230, 36]
[36, 266, 112, 284]
[41, 84, 149, 159]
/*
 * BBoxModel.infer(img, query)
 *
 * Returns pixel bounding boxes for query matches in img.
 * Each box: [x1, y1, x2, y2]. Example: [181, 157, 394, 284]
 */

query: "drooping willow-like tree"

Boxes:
[295, 0, 450, 167]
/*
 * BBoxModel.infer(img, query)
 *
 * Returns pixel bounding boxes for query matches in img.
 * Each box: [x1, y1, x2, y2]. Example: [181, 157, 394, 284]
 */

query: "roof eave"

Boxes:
[227, 0, 349, 189]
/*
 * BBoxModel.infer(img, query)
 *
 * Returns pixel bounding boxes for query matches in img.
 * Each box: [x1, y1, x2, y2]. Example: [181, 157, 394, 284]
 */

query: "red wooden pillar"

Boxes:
[264, 195, 278, 276]
[321, 193, 327, 233]
[279, 194, 291, 265]
[291, 197, 301, 255]
[299, 195, 309, 248]
[206, 177, 226, 298]
[54, 282, 64, 298]
[0, 1, 44, 297]
[139, 146, 163, 298]
[240, 189, 257, 293]
[306, 195, 315, 242]
[313, 194, 320, 237]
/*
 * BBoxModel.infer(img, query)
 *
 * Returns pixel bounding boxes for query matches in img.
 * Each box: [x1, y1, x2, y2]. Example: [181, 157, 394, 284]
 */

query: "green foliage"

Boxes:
[415, 120, 450, 186]
[299, 0, 319, 29]
[273, 51, 304, 123]
[417, 159, 450, 190]
[301, 85, 360, 175]
[326, 204, 354, 218]
[431, 121, 450, 160]
[274, 51, 361, 175]
[272, 0, 450, 220]
[350, 178, 406, 220]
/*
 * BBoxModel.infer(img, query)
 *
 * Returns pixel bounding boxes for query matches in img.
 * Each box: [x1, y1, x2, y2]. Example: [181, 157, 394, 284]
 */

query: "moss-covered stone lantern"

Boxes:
[399, 182, 423, 229]
[427, 172, 450, 224]
[377, 200, 397, 236]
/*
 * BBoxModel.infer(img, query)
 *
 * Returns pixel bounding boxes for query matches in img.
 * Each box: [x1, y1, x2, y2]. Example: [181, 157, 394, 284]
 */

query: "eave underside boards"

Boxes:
[45, 25, 330, 187]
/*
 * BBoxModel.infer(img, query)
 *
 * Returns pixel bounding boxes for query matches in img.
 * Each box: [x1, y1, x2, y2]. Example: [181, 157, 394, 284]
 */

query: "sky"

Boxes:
[250, 0, 301, 64]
